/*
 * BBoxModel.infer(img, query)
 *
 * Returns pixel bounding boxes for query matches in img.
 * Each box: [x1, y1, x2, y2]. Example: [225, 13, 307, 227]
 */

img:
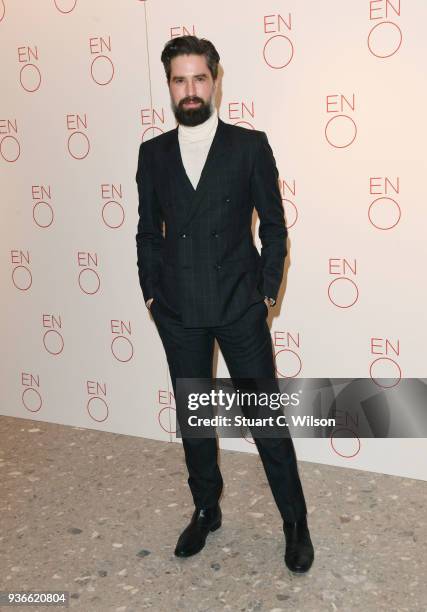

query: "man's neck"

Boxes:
[178, 107, 219, 142]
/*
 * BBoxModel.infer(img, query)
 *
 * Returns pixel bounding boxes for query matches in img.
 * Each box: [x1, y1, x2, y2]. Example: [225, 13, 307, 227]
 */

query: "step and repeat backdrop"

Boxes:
[1, 1, 426, 480]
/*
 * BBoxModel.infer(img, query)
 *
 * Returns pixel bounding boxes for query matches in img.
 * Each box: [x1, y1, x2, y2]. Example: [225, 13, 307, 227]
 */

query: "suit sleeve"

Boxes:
[250, 131, 288, 301]
[135, 141, 164, 302]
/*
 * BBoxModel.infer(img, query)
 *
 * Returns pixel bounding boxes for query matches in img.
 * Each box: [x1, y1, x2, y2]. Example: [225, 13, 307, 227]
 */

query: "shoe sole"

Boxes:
[286, 565, 313, 574]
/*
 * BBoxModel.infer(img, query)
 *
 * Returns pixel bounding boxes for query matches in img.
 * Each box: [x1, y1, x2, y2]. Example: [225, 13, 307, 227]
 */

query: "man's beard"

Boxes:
[172, 96, 213, 127]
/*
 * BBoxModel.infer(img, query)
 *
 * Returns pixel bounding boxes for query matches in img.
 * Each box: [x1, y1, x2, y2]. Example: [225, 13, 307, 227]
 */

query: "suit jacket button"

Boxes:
[214, 264, 222, 270]
[212, 231, 219, 238]
[180, 232, 187, 238]
[225, 197, 230, 203]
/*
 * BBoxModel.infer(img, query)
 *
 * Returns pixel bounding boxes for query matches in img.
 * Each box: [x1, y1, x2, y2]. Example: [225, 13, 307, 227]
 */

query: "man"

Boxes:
[135, 35, 314, 573]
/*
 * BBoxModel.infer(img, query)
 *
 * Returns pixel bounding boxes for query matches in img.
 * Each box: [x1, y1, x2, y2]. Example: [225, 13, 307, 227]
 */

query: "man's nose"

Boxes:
[185, 80, 196, 97]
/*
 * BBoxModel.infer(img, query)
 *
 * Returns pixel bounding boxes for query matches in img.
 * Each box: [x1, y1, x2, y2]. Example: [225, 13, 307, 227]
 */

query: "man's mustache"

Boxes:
[180, 97, 204, 106]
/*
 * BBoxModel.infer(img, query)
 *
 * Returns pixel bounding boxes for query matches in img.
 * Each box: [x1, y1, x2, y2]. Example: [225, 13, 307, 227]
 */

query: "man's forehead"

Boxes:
[171, 54, 208, 72]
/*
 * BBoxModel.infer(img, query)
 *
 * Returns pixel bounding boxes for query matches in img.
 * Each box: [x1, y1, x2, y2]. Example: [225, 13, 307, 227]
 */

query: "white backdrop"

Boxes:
[1, 0, 426, 480]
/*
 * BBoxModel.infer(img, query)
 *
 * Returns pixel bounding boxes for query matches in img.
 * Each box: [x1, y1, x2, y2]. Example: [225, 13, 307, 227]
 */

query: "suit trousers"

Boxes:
[150, 298, 308, 523]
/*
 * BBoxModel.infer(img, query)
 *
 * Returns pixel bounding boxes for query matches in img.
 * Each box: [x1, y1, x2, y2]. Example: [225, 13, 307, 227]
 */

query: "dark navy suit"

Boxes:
[135, 117, 307, 522]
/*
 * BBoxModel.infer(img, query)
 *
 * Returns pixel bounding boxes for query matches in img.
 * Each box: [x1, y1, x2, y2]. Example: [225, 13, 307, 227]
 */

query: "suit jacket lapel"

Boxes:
[165, 117, 232, 232]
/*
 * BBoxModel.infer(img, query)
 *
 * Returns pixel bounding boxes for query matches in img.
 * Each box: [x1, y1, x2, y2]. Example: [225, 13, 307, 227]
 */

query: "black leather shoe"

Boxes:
[174, 504, 222, 557]
[283, 515, 314, 573]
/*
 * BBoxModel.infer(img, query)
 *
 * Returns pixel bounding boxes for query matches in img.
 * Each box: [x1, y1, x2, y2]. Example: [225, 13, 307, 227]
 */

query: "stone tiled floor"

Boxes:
[0, 415, 426, 612]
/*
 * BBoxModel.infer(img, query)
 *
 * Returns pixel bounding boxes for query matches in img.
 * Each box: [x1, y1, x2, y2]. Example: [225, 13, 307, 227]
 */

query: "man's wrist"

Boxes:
[264, 296, 276, 307]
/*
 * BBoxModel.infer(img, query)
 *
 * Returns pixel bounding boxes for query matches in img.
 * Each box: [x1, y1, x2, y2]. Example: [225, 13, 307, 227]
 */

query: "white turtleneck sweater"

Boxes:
[178, 106, 219, 190]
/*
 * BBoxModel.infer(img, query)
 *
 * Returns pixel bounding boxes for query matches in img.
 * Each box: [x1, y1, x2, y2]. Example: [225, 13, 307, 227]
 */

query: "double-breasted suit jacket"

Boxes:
[135, 117, 288, 328]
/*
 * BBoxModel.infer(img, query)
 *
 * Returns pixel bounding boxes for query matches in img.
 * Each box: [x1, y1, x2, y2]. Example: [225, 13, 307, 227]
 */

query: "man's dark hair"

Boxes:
[160, 35, 220, 83]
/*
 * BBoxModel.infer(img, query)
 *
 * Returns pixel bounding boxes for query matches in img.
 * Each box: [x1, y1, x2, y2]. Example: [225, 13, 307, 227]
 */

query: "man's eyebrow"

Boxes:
[171, 73, 208, 81]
